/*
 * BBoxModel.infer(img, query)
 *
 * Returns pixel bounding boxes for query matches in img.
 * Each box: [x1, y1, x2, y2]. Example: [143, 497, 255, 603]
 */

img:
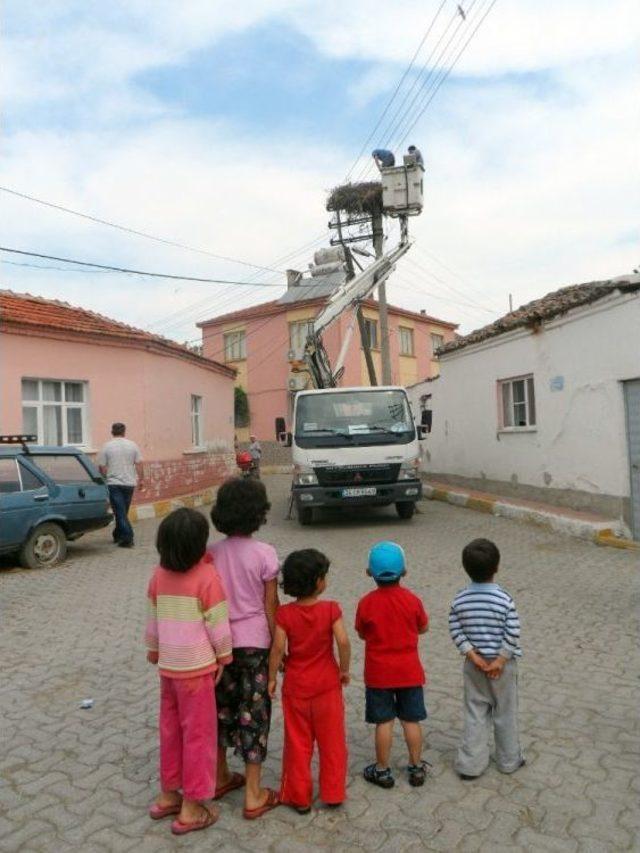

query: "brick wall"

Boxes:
[237, 441, 292, 466]
[134, 452, 236, 504]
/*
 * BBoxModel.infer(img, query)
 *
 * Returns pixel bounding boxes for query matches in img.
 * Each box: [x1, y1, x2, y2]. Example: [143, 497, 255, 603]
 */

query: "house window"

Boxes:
[223, 330, 246, 362]
[289, 320, 314, 355]
[430, 333, 444, 355]
[399, 326, 415, 356]
[499, 375, 536, 429]
[191, 395, 203, 447]
[21, 379, 88, 446]
[363, 319, 379, 350]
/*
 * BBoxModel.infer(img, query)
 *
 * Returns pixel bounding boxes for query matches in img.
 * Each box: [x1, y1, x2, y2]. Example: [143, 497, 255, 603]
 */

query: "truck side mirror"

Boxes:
[420, 409, 432, 437]
[275, 417, 286, 441]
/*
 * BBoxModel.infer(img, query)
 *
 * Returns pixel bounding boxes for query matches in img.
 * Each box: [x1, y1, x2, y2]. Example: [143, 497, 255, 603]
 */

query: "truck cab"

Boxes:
[285, 386, 423, 525]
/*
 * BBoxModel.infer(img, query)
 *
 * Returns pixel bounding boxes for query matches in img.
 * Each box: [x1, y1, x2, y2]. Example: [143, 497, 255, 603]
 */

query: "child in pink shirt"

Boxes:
[145, 507, 232, 836]
[208, 477, 280, 819]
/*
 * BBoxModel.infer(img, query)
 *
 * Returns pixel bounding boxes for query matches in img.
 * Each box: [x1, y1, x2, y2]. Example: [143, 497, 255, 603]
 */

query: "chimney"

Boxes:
[286, 269, 302, 288]
[420, 309, 426, 315]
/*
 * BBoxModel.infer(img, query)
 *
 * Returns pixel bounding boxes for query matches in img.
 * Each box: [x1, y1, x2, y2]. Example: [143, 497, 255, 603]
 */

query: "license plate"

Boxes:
[341, 487, 377, 497]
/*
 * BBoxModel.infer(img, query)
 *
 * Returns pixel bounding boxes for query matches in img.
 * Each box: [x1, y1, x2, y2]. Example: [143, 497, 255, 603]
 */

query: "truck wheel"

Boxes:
[297, 505, 313, 526]
[19, 523, 67, 569]
[395, 502, 415, 520]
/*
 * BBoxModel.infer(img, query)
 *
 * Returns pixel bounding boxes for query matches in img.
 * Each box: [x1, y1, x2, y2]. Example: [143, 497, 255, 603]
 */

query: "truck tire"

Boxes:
[19, 523, 67, 569]
[395, 502, 415, 520]
[297, 505, 313, 526]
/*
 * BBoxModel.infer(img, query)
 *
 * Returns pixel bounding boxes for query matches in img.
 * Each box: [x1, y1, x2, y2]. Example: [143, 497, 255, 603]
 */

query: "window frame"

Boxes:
[398, 326, 415, 357]
[190, 395, 203, 448]
[223, 330, 246, 362]
[21, 378, 89, 447]
[498, 374, 537, 431]
[362, 318, 379, 351]
[430, 332, 445, 356]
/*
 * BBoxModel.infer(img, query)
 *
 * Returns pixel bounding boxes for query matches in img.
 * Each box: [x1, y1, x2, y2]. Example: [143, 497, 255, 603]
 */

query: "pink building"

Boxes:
[199, 273, 458, 441]
[0, 291, 236, 502]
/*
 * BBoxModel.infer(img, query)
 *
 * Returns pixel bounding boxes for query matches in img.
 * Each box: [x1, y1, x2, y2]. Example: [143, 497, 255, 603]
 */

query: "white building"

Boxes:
[408, 276, 640, 538]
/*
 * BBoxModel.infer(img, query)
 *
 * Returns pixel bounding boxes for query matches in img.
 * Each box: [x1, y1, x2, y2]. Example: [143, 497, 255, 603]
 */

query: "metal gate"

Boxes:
[623, 379, 640, 540]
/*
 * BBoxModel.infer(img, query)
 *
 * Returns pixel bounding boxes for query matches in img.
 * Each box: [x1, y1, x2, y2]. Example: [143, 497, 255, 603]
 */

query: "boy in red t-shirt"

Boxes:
[355, 541, 429, 788]
[268, 549, 350, 813]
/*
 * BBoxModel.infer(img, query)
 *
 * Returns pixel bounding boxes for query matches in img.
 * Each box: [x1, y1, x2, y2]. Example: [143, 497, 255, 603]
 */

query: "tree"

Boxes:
[234, 386, 250, 428]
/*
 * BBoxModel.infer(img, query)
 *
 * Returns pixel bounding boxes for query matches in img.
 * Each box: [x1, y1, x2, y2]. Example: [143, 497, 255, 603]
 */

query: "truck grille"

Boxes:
[314, 464, 400, 487]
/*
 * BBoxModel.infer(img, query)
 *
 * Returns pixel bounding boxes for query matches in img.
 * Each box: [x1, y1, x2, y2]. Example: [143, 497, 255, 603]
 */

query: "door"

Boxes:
[0, 457, 49, 551]
[623, 379, 640, 540]
[28, 454, 106, 524]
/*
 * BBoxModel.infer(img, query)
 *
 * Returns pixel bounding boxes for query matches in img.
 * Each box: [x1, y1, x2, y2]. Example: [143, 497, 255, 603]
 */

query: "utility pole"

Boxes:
[373, 209, 392, 384]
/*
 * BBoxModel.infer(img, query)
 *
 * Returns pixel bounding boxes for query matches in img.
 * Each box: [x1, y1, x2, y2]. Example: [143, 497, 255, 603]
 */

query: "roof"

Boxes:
[440, 275, 640, 356]
[199, 288, 457, 330]
[0, 290, 235, 378]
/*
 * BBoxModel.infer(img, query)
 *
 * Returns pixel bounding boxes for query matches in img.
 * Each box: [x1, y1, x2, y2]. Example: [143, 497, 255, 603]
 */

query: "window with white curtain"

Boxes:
[399, 326, 415, 356]
[21, 379, 88, 446]
[499, 375, 536, 429]
[223, 330, 246, 361]
[191, 395, 203, 447]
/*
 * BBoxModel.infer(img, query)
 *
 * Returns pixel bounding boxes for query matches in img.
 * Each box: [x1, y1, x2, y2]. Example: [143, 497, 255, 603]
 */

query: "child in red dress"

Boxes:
[268, 549, 350, 813]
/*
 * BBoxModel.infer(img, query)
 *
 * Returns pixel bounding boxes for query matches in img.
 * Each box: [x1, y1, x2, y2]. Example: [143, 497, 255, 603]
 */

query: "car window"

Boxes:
[31, 455, 93, 484]
[0, 458, 21, 494]
[18, 462, 46, 492]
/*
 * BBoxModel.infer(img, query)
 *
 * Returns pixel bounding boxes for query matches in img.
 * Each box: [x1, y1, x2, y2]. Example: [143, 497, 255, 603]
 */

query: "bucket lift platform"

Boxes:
[381, 161, 424, 217]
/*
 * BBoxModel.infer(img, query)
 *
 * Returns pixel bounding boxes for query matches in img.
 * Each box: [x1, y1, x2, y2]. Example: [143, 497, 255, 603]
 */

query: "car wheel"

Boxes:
[297, 505, 313, 526]
[395, 502, 415, 520]
[19, 523, 67, 569]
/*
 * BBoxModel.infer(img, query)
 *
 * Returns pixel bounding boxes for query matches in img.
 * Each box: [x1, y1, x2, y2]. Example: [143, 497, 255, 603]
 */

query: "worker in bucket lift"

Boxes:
[407, 145, 424, 167]
[372, 149, 395, 169]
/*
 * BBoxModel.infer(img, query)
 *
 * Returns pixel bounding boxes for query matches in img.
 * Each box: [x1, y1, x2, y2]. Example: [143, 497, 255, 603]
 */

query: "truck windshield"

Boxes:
[295, 390, 415, 447]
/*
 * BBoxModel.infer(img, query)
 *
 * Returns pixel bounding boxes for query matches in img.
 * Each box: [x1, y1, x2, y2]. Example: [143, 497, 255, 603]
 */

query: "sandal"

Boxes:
[242, 788, 280, 820]
[214, 771, 246, 800]
[363, 763, 395, 789]
[170, 804, 219, 836]
[408, 760, 431, 787]
[149, 802, 181, 820]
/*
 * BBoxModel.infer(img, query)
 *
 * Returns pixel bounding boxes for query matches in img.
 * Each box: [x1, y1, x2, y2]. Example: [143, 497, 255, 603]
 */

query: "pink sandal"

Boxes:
[149, 802, 181, 820]
[171, 804, 219, 836]
[214, 771, 246, 800]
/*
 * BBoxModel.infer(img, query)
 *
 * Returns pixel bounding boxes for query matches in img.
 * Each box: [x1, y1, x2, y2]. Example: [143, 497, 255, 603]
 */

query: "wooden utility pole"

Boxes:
[373, 210, 392, 384]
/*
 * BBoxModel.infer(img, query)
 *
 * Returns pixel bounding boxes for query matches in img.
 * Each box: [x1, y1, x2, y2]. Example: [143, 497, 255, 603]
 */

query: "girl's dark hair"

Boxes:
[210, 477, 271, 536]
[282, 549, 330, 598]
[156, 507, 209, 573]
[462, 538, 500, 582]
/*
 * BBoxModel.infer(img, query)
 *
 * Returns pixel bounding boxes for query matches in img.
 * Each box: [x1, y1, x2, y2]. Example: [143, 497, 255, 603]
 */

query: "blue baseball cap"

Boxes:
[368, 541, 406, 581]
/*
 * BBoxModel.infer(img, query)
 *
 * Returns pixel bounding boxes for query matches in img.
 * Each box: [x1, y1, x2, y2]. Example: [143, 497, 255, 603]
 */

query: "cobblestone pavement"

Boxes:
[1, 475, 638, 852]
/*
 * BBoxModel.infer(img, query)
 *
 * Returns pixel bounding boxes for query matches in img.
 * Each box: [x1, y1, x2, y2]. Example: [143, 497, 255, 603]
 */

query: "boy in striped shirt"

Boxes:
[449, 538, 524, 780]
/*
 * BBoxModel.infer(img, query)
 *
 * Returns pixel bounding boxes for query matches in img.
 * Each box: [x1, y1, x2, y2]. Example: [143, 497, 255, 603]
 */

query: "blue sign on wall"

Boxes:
[550, 375, 564, 392]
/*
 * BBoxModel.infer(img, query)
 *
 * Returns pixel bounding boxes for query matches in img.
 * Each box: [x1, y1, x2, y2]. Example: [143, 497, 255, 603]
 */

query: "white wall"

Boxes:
[409, 292, 640, 501]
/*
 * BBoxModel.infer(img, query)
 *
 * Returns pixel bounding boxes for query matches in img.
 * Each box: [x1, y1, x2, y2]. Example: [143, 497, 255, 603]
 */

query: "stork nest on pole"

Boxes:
[326, 181, 383, 216]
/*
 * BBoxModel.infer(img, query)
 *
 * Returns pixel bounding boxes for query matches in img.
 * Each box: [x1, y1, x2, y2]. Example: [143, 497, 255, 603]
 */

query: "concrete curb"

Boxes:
[422, 484, 639, 550]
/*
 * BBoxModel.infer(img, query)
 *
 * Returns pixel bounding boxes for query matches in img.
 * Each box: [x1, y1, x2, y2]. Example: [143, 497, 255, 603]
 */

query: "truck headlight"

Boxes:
[294, 465, 318, 486]
[398, 458, 420, 480]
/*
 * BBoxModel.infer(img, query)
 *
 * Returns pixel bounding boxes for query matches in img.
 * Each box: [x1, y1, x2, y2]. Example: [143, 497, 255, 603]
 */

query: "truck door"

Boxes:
[0, 457, 49, 551]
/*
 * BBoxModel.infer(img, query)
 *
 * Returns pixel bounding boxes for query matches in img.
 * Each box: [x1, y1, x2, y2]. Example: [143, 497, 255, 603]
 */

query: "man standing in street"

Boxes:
[248, 434, 262, 479]
[98, 422, 144, 548]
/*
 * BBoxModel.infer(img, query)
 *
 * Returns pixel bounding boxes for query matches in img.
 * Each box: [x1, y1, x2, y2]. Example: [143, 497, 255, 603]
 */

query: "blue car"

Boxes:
[0, 436, 112, 569]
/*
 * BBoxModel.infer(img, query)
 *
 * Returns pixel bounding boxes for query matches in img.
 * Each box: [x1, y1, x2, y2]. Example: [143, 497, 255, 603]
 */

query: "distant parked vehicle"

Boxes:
[0, 435, 112, 569]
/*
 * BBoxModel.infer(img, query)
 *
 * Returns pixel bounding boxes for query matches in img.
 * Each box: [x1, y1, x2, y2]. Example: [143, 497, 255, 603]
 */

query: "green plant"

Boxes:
[234, 386, 250, 428]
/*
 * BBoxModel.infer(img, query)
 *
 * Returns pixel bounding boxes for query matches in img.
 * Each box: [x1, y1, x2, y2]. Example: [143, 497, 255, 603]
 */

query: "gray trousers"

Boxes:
[455, 658, 523, 777]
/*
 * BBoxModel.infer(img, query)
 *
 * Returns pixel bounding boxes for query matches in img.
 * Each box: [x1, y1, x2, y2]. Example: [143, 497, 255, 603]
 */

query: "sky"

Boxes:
[1, 0, 639, 345]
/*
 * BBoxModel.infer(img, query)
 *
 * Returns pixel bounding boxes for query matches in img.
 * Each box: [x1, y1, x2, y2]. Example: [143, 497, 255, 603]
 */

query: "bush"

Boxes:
[234, 386, 250, 428]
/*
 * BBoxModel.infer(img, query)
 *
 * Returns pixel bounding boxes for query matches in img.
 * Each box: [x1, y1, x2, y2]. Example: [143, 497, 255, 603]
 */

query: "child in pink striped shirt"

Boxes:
[145, 507, 232, 836]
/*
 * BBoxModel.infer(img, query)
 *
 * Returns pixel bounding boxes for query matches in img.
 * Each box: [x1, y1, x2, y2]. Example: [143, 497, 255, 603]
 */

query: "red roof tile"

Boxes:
[0, 290, 235, 377]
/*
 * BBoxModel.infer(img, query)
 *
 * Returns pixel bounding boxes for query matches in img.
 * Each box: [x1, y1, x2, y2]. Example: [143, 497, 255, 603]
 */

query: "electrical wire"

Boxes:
[343, 0, 450, 181]
[404, 255, 498, 313]
[0, 185, 283, 275]
[0, 246, 284, 287]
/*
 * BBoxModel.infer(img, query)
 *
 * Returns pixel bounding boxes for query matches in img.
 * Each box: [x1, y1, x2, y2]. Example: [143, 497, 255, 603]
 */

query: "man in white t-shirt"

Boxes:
[98, 422, 144, 548]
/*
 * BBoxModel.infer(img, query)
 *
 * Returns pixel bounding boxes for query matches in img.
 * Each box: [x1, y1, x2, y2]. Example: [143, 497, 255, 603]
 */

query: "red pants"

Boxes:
[159, 674, 217, 800]
[280, 688, 347, 808]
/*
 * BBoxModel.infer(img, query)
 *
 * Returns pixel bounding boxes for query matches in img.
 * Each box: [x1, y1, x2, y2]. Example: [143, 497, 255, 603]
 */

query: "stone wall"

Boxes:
[135, 452, 236, 503]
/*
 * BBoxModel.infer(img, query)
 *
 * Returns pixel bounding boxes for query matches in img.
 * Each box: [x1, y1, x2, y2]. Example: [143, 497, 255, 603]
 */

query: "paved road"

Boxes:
[1, 475, 638, 852]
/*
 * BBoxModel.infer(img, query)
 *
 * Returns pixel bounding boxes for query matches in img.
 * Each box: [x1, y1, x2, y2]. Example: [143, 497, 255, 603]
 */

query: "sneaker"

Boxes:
[118, 541, 134, 548]
[363, 764, 395, 789]
[407, 760, 431, 787]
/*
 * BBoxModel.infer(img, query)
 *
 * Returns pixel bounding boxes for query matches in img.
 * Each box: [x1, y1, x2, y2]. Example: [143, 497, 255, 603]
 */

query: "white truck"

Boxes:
[277, 161, 427, 524]
[288, 385, 423, 525]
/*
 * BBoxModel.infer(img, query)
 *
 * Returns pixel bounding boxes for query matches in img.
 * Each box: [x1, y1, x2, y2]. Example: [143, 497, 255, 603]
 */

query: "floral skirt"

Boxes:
[215, 647, 271, 763]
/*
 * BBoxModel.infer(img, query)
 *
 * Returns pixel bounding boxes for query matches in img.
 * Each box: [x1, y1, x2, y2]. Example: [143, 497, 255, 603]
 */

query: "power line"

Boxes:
[343, 0, 449, 181]
[0, 185, 283, 275]
[0, 247, 284, 287]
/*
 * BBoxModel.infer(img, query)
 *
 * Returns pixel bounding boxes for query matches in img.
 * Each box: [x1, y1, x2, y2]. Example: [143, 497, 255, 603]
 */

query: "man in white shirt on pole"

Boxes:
[98, 422, 144, 548]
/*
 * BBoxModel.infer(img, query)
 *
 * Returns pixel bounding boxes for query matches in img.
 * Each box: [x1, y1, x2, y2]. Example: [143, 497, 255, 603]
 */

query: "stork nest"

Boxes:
[326, 181, 383, 216]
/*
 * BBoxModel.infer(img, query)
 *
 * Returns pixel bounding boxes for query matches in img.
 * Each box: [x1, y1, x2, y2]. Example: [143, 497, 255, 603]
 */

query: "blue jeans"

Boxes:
[108, 485, 135, 544]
